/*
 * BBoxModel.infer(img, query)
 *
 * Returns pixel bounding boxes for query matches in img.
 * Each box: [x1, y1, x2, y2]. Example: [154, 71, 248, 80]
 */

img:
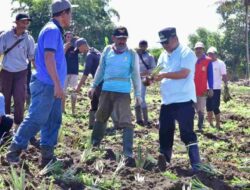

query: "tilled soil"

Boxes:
[0, 84, 249, 190]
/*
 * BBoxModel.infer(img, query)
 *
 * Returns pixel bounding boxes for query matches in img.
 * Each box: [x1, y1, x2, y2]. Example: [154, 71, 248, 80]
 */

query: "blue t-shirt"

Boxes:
[35, 19, 67, 87]
[158, 44, 197, 105]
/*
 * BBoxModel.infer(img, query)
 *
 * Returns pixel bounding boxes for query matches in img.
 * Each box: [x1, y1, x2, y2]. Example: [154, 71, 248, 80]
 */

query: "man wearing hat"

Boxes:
[6, 0, 72, 166]
[0, 93, 14, 146]
[153, 27, 201, 172]
[62, 31, 79, 115]
[75, 38, 102, 129]
[88, 26, 141, 163]
[206, 47, 227, 129]
[194, 42, 213, 132]
[135, 40, 156, 127]
[0, 13, 35, 128]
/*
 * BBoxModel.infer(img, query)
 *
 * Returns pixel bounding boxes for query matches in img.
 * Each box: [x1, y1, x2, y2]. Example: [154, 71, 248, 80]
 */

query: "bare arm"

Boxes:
[76, 74, 88, 93]
[44, 51, 64, 98]
[222, 74, 228, 85]
[154, 68, 190, 81]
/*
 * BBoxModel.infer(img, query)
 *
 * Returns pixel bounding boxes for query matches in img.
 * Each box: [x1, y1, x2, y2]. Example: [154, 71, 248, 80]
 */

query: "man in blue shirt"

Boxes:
[154, 27, 201, 172]
[88, 26, 141, 164]
[6, 0, 72, 167]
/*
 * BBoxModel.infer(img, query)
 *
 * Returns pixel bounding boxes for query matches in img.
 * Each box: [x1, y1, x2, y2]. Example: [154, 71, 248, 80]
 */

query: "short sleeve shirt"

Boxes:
[158, 44, 197, 105]
[83, 47, 101, 78]
[35, 19, 67, 87]
[65, 46, 79, 75]
[0, 29, 35, 72]
[211, 59, 227, 89]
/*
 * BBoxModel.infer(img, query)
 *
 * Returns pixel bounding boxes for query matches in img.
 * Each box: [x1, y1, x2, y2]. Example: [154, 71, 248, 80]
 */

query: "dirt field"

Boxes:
[0, 82, 249, 190]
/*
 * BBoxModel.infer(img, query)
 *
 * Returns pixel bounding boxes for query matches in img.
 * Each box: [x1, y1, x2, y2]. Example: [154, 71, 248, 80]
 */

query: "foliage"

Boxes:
[162, 171, 179, 181]
[11, 0, 119, 50]
[188, 27, 223, 54]
[149, 48, 163, 63]
[9, 163, 27, 190]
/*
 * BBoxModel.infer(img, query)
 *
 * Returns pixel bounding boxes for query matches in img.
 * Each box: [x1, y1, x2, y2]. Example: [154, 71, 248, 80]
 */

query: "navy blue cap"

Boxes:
[158, 27, 176, 43]
[15, 13, 32, 22]
[139, 40, 148, 46]
[113, 26, 128, 38]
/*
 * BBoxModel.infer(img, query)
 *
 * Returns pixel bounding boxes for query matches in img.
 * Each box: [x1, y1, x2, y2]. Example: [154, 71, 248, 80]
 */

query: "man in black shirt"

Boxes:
[75, 38, 101, 129]
[63, 31, 79, 115]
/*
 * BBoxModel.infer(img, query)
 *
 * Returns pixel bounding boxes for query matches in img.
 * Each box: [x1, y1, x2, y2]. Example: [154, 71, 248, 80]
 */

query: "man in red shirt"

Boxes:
[194, 42, 213, 132]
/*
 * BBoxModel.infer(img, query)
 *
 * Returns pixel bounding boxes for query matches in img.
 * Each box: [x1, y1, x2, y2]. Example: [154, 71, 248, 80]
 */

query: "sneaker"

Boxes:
[6, 149, 22, 164]
[157, 154, 167, 171]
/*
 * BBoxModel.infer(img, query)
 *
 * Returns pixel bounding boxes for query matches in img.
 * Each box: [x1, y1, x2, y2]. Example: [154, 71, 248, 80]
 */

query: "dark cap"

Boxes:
[113, 26, 128, 38]
[74, 38, 88, 50]
[139, 40, 148, 46]
[158, 27, 176, 43]
[15, 13, 32, 22]
[51, 0, 72, 15]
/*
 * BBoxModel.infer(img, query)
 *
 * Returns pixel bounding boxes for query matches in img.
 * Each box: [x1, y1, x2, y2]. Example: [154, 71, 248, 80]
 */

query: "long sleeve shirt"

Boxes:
[92, 45, 141, 97]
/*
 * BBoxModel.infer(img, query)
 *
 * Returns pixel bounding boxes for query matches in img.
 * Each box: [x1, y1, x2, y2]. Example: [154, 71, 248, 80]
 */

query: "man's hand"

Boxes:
[207, 89, 214, 98]
[135, 96, 142, 106]
[88, 88, 95, 99]
[153, 73, 166, 81]
[54, 84, 64, 99]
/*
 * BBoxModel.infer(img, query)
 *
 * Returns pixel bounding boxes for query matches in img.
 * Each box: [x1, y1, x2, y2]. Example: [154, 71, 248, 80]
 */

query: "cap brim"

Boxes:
[114, 35, 128, 38]
[15, 18, 32, 22]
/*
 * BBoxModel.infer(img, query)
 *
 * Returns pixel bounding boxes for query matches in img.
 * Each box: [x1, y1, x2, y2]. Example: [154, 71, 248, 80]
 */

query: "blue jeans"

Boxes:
[12, 76, 62, 150]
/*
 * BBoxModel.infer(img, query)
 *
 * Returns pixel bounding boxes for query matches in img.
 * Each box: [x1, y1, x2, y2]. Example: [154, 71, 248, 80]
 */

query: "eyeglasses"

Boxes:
[160, 40, 169, 45]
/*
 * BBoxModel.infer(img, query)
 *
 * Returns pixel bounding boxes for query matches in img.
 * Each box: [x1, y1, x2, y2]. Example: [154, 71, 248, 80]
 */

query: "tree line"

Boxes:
[11, 0, 249, 80]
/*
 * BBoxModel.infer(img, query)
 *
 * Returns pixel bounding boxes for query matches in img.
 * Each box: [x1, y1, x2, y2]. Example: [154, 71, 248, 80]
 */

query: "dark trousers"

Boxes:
[90, 85, 102, 111]
[0, 115, 13, 139]
[206, 89, 221, 115]
[159, 101, 197, 155]
[1, 69, 27, 124]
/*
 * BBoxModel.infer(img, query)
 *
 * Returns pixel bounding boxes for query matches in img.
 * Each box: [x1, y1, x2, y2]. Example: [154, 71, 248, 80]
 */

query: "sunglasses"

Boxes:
[160, 40, 169, 45]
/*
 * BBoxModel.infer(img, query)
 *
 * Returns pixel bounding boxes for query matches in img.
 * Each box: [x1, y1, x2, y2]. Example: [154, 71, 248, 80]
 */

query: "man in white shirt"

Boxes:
[206, 47, 227, 129]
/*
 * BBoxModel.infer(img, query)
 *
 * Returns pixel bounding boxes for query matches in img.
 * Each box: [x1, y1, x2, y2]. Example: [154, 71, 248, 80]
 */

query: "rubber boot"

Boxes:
[142, 107, 149, 126]
[6, 143, 22, 163]
[207, 111, 214, 127]
[197, 112, 204, 132]
[88, 111, 96, 129]
[187, 144, 201, 172]
[91, 121, 107, 146]
[122, 127, 134, 158]
[215, 113, 221, 129]
[40, 145, 56, 168]
[135, 106, 144, 126]
[158, 148, 172, 171]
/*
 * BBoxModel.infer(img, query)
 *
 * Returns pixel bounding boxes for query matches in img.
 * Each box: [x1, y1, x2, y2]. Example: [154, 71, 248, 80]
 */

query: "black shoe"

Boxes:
[158, 154, 167, 171]
[136, 120, 144, 126]
[6, 149, 22, 164]
[30, 137, 40, 149]
[125, 156, 136, 167]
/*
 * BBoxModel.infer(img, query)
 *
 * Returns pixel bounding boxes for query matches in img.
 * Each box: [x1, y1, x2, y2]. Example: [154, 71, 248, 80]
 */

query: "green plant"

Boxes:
[190, 177, 211, 190]
[162, 171, 179, 181]
[196, 163, 222, 176]
[39, 160, 63, 176]
[9, 163, 26, 190]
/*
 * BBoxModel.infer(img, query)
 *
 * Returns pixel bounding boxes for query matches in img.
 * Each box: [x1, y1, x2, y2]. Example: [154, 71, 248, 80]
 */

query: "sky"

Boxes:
[0, 0, 222, 48]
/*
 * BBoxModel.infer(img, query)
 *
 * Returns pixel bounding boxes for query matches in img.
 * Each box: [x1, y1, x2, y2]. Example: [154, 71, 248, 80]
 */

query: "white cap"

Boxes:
[194, 42, 204, 49]
[207, 46, 218, 54]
